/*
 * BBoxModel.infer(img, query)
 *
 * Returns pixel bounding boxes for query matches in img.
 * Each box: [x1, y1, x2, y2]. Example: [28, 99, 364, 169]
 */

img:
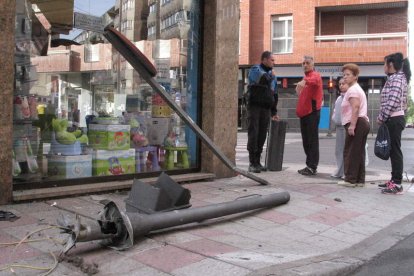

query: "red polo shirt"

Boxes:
[296, 70, 323, 118]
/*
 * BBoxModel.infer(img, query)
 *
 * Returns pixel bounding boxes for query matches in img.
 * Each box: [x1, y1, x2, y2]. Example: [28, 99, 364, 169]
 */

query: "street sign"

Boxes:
[74, 12, 104, 33]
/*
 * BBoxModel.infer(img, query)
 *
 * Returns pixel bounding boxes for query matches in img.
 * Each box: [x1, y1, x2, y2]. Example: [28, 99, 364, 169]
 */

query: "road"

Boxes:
[350, 232, 414, 276]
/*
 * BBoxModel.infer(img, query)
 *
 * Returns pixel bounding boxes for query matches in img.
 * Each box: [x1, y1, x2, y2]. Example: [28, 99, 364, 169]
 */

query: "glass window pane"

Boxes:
[287, 39, 292, 52]
[272, 39, 286, 53]
[13, 0, 201, 184]
[272, 21, 285, 38]
[287, 20, 292, 37]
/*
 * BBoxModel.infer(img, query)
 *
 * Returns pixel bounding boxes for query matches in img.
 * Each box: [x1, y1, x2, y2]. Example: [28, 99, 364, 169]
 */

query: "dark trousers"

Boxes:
[300, 110, 320, 171]
[344, 117, 370, 183]
[247, 105, 270, 165]
[385, 116, 405, 184]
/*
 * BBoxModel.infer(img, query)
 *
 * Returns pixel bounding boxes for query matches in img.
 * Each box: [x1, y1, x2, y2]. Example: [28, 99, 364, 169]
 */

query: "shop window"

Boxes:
[12, 0, 201, 186]
[271, 15, 293, 54]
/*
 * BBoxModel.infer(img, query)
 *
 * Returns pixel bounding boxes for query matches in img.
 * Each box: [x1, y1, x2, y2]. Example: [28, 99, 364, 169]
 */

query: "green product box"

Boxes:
[92, 149, 135, 176]
[88, 124, 130, 150]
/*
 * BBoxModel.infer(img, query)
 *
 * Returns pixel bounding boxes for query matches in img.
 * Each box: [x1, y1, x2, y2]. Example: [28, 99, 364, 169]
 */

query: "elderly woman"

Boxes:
[338, 64, 370, 187]
[331, 78, 348, 179]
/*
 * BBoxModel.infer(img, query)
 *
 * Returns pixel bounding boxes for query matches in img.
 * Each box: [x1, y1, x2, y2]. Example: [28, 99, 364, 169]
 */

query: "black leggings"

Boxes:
[385, 116, 405, 184]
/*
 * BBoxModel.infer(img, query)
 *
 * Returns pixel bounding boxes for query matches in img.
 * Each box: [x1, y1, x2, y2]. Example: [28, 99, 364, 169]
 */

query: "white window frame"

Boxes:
[271, 15, 293, 54]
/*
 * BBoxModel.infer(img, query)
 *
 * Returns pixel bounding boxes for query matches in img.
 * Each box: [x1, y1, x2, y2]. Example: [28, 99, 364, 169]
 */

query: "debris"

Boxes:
[0, 210, 20, 222]
[51, 202, 57, 207]
[334, 198, 342, 202]
[60, 255, 99, 275]
[90, 195, 105, 201]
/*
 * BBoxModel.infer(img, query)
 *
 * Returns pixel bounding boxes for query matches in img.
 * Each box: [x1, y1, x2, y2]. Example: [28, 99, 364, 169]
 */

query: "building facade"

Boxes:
[238, 0, 409, 132]
[0, 0, 240, 204]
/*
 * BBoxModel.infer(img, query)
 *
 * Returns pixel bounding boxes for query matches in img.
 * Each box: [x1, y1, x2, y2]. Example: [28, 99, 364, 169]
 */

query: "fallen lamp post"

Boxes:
[60, 190, 290, 253]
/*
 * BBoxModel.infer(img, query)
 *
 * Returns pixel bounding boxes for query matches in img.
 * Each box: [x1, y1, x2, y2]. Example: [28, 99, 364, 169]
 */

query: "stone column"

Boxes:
[0, 0, 15, 204]
[201, 0, 239, 178]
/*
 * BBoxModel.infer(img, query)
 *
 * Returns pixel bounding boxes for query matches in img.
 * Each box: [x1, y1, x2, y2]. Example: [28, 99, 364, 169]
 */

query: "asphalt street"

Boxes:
[237, 128, 414, 179]
[351, 232, 414, 276]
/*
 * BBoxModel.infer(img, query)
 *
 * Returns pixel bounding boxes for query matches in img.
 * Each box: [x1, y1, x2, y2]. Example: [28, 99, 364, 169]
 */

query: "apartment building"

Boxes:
[239, 0, 409, 132]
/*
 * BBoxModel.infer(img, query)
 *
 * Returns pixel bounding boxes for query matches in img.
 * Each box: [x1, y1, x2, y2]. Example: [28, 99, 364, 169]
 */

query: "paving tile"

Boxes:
[308, 196, 341, 207]
[259, 225, 315, 243]
[92, 255, 146, 275]
[0, 213, 38, 229]
[190, 192, 218, 201]
[185, 226, 228, 238]
[119, 237, 163, 257]
[296, 185, 340, 196]
[207, 221, 259, 236]
[150, 231, 202, 245]
[131, 245, 205, 273]
[216, 250, 313, 270]
[299, 234, 351, 253]
[2, 223, 66, 254]
[306, 206, 362, 227]
[208, 234, 266, 250]
[233, 215, 282, 230]
[286, 218, 332, 234]
[28, 209, 76, 226]
[177, 238, 240, 257]
[172, 258, 251, 276]
[352, 213, 394, 228]
[4, 202, 56, 214]
[0, 232, 43, 266]
[338, 219, 383, 236]
[255, 209, 298, 224]
[0, 254, 84, 276]
[188, 199, 211, 207]
[275, 203, 321, 218]
[283, 190, 315, 200]
[121, 265, 172, 276]
[320, 227, 368, 244]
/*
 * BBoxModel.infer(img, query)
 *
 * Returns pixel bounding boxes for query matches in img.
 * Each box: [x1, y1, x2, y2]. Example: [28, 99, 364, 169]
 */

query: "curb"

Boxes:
[248, 211, 414, 276]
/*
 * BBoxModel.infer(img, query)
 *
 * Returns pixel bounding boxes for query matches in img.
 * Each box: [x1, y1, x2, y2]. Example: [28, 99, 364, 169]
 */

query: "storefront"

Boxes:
[238, 64, 386, 133]
[0, 0, 241, 204]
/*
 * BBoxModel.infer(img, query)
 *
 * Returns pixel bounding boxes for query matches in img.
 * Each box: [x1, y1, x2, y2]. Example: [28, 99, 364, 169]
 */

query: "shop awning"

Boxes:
[32, 0, 74, 34]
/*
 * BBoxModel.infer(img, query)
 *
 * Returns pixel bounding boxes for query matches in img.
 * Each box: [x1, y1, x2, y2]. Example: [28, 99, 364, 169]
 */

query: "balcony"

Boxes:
[314, 32, 407, 63]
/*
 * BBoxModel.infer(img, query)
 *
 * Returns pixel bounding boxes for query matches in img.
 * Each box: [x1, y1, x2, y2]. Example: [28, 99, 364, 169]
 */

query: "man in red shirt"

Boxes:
[295, 56, 323, 176]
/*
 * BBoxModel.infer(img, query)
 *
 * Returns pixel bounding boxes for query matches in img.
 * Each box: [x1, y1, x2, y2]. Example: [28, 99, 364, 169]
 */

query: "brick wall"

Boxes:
[239, 0, 250, 65]
[240, 0, 408, 66]
[368, 8, 407, 33]
[320, 8, 407, 35]
[314, 38, 407, 63]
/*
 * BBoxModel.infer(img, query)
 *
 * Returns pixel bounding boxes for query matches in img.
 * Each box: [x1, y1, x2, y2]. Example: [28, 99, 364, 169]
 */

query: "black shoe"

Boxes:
[298, 167, 317, 176]
[381, 182, 403, 195]
[378, 180, 392, 189]
[257, 163, 267, 172]
[248, 164, 261, 173]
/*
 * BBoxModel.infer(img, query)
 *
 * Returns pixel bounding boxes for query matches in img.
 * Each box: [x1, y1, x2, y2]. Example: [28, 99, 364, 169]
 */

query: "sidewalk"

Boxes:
[1, 161, 414, 276]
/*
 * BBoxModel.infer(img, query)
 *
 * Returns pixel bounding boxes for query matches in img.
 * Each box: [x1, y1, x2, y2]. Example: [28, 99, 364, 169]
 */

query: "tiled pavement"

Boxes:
[1, 134, 414, 275]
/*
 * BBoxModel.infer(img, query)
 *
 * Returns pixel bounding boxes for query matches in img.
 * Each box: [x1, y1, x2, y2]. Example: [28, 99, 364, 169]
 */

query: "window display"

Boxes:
[13, 0, 201, 185]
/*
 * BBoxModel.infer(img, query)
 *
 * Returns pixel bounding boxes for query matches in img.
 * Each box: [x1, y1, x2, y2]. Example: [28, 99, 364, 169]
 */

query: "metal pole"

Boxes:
[103, 26, 270, 186]
[63, 192, 290, 251]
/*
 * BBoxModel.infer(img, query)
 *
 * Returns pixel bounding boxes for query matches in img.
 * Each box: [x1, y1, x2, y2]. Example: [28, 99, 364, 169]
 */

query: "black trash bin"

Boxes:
[266, 120, 287, 171]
